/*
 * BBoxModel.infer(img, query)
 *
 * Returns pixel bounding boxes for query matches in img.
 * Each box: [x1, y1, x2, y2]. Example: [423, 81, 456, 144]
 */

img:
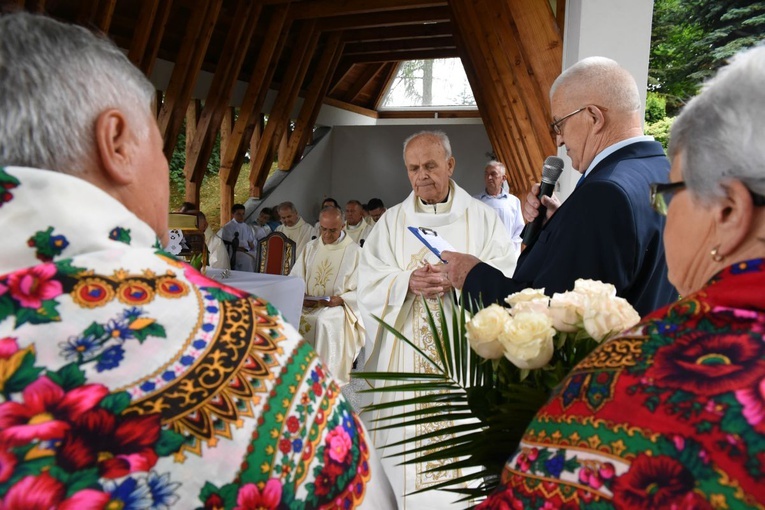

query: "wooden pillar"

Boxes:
[219, 108, 236, 224]
[184, 100, 201, 206]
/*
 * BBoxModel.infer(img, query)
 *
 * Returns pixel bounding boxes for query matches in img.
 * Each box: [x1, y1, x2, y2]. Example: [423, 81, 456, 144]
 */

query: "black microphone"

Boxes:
[522, 156, 565, 248]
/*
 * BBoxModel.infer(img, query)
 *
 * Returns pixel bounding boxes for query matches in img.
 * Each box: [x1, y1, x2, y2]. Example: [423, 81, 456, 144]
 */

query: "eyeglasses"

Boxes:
[650, 181, 765, 216]
[549, 105, 609, 135]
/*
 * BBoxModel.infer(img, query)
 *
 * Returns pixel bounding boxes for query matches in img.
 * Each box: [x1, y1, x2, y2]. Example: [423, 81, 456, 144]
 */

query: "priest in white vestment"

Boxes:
[219, 203, 261, 271]
[291, 207, 365, 386]
[198, 211, 229, 269]
[276, 201, 317, 256]
[358, 131, 519, 509]
[344, 199, 373, 246]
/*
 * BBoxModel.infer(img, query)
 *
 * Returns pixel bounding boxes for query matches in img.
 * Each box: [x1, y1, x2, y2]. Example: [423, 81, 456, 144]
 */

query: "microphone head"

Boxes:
[541, 156, 565, 184]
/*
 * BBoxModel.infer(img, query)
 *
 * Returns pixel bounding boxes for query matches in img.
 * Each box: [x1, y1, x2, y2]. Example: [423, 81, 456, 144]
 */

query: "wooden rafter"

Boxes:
[341, 22, 453, 43]
[183, 0, 262, 206]
[342, 64, 382, 104]
[249, 21, 320, 195]
[282, 31, 344, 169]
[341, 47, 458, 65]
[157, 0, 223, 159]
[290, 0, 446, 20]
[128, 0, 160, 67]
[343, 35, 455, 56]
[318, 6, 450, 31]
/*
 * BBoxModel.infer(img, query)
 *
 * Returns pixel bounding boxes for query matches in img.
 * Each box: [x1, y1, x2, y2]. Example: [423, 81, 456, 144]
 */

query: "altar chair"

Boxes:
[256, 231, 296, 275]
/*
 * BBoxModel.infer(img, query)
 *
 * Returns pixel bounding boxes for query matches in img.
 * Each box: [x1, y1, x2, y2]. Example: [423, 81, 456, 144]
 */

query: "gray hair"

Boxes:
[402, 130, 453, 162]
[485, 160, 506, 172]
[550, 56, 641, 113]
[319, 205, 344, 222]
[669, 44, 765, 203]
[278, 201, 298, 214]
[0, 12, 156, 173]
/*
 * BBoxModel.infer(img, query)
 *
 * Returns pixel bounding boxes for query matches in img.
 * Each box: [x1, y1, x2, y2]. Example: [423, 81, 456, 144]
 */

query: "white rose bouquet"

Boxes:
[355, 279, 640, 501]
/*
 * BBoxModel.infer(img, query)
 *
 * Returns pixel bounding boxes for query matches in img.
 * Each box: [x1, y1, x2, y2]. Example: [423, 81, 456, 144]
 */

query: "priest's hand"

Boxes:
[440, 251, 481, 289]
[324, 296, 344, 307]
[408, 263, 451, 297]
[523, 182, 561, 224]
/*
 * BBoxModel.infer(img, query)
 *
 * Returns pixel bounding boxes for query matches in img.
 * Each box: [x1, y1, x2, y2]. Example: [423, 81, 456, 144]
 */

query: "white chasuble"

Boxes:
[291, 234, 365, 386]
[357, 180, 518, 509]
[277, 217, 317, 257]
[204, 226, 230, 270]
[345, 220, 373, 247]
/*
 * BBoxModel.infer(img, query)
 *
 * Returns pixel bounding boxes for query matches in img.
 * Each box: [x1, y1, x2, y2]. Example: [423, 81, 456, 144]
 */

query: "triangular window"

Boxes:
[379, 58, 477, 109]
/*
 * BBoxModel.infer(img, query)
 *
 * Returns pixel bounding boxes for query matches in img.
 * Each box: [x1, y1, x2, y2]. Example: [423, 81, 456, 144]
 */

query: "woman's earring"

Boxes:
[710, 245, 724, 262]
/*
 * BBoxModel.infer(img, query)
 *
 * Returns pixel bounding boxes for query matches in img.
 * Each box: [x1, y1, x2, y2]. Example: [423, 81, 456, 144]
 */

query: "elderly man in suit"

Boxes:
[443, 57, 677, 316]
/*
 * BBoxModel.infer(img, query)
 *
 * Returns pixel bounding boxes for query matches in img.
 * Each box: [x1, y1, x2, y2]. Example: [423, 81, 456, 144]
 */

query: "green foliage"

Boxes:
[650, 0, 765, 115]
[168, 119, 223, 197]
[645, 116, 675, 151]
[645, 92, 667, 124]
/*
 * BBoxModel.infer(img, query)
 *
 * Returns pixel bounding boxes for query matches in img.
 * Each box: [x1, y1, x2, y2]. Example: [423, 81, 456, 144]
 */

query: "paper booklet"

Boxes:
[407, 226, 455, 262]
[304, 295, 331, 302]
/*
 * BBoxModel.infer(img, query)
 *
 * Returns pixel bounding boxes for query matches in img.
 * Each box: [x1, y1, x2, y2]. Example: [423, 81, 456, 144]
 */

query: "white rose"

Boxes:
[573, 279, 617, 298]
[510, 298, 550, 316]
[582, 295, 641, 342]
[466, 304, 510, 359]
[548, 291, 585, 332]
[498, 312, 555, 369]
[505, 288, 548, 307]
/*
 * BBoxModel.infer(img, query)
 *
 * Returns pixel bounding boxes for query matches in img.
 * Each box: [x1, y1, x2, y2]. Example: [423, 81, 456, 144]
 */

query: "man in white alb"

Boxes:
[276, 201, 316, 256]
[357, 130, 518, 509]
[475, 160, 525, 252]
[220, 203, 262, 271]
[291, 206, 365, 386]
[198, 211, 229, 269]
[344, 200, 373, 246]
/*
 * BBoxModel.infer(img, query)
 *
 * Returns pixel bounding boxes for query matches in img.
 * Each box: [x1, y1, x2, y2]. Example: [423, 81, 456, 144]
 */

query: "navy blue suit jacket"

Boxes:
[463, 141, 678, 317]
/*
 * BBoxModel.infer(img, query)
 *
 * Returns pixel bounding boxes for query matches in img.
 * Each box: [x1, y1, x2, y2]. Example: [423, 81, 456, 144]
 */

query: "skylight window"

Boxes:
[379, 58, 477, 109]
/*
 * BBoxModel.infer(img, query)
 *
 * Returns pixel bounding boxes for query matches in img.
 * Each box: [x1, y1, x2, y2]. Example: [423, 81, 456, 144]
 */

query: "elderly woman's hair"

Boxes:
[0, 13, 156, 173]
[550, 56, 641, 113]
[402, 130, 453, 161]
[669, 45, 765, 203]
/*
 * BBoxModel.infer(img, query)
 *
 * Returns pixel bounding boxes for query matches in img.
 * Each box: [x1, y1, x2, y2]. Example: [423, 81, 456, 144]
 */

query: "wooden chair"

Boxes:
[256, 231, 297, 275]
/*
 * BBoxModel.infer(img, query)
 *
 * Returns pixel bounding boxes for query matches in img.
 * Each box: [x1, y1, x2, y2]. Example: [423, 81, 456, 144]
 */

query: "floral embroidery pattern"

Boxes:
[0, 342, 184, 507]
[0, 168, 20, 209]
[27, 227, 69, 262]
[0, 263, 65, 327]
[58, 307, 166, 372]
[482, 259, 765, 509]
[109, 226, 132, 245]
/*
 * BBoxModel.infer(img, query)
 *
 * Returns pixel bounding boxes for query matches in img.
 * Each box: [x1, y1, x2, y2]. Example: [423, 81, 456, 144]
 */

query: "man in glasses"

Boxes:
[443, 57, 677, 316]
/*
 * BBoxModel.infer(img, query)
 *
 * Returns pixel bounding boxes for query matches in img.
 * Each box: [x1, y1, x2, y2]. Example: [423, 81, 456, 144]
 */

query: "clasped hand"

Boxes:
[408, 262, 452, 298]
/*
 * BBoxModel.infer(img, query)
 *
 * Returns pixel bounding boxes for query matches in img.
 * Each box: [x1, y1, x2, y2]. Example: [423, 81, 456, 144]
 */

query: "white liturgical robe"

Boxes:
[277, 217, 316, 257]
[204, 226, 230, 270]
[291, 233, 364, 386]
[219, 220, 259, 272]
[344, 220, 373, 247]
[357, 180, 518, 509]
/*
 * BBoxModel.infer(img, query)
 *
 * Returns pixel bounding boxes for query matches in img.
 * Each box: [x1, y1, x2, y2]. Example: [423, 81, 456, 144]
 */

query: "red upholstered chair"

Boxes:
[256, 231, 297, 275]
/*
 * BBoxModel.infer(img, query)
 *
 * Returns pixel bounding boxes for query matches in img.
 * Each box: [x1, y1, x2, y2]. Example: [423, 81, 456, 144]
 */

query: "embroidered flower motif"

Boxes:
[102, 476, 152, 510]
[475, 485, 524, 510]
[95, 344, 125, 372]
[59, 334, 100, 362]
[233, 480, 282, 510]
[735, 376, 765, 433]
[286, 415, 300, 433]
[26, 227, 70, 262]
[0, 168, 20, 209]
[610, 454, 711, 509]
[6, 263, 63, 309]
[109, 226, 132, 245]
[56, 408, 161, 478]
[0, 337, 32, 393]
[646, 330, 765, 395]
[0, 472, 110, 509]
[146, 470, 181, 508]
[0, 448, 17, 483]
[325, 425, 352, 464]
[0, 376, 108, 446]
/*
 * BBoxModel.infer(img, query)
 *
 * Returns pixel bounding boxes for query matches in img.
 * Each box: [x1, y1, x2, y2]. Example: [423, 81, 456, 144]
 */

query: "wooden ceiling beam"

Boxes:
[318, 6, 450, 31]
[158, 0, 223, 159]
[282, 32, 344, 169]
[342, 63, 383, 104]
[344, 35, 455, 56]
[77, 0, 116, 32]
[128, 0, 160, 67]
[290, 0, 446, 20]
[342, 21, 453, 43]
[137, 0, 172, 77]
[184, 0, 262, 202]
[249, 21, 320, 194]
[220, 5, 291, 195]
[323, 97, 379, 118]
[372, 61, 399, 109]
[341, 47, 458, 64]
